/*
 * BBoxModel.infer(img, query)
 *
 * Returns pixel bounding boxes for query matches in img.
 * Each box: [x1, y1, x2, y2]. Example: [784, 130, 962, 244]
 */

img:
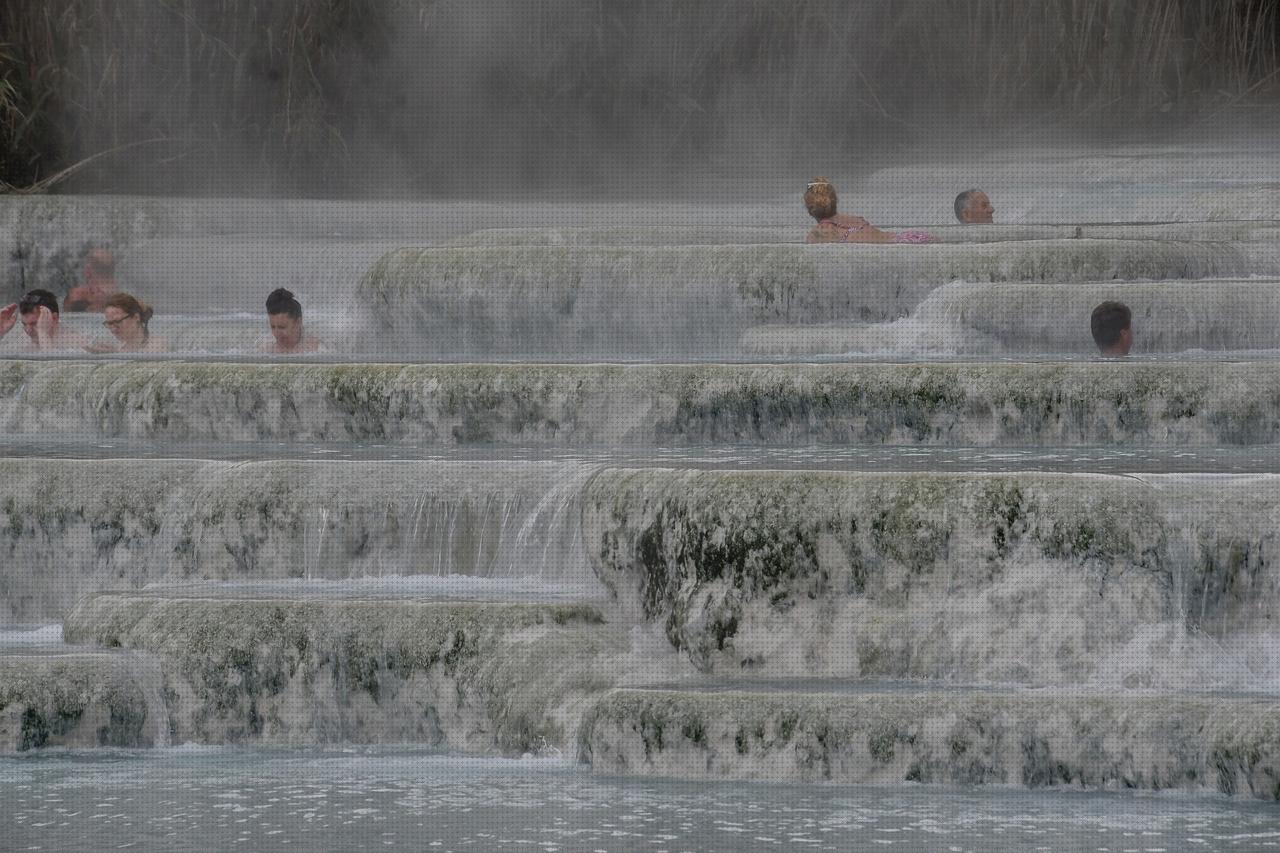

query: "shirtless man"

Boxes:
[261, 288, 321, 354]
[64, 248, 118, 312]
[0, 289, 90, 351]
[954, 189, 995, 224]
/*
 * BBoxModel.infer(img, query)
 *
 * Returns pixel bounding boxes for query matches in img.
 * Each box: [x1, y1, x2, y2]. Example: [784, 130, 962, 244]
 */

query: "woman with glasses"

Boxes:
[0, 289, 90, 351]
[86, 293, 168, 353]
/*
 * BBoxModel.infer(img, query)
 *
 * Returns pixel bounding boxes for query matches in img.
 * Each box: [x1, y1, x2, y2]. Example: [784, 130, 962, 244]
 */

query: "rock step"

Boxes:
[7, 359, 1280, 446]
[357, 242, 1279, 357]
[579, 686, 1280, 799]
[0, 457, 602, 624]
[442, 222, 1280, 246]
[585, 469, 1280, 682]
[745, 278, 1280, 356]
[6, 458, 1280, 644]
[62, 594, 621, 751]
[0, 653, 167, 751]
[440, 220, 1280, 244]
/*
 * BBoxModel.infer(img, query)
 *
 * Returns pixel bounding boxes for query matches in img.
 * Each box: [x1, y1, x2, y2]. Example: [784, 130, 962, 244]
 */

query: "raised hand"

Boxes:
[34, 306, 56, 346]
[0, 303, 17, 337]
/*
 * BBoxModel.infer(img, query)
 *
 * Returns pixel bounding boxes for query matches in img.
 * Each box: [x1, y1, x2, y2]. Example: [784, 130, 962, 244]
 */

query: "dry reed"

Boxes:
[0, 0, 1275, 194]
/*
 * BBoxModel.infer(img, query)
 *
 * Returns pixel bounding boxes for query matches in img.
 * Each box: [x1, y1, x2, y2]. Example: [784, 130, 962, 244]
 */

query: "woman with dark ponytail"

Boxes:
[261, 288, 320, 354]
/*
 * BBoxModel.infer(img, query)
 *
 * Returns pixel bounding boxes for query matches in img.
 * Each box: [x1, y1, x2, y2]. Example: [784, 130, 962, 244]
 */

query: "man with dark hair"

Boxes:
[954, 189, 995, 224]
[0, 289, 88, 350]
[1090, 301, 1133, 357]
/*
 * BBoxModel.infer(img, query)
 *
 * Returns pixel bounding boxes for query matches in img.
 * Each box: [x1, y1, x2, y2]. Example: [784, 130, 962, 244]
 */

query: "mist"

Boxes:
[2, 0, 1277, 199]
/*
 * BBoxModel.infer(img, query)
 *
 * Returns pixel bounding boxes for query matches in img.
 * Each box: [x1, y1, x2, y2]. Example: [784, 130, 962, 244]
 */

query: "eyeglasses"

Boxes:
[103, 316, 132, 328]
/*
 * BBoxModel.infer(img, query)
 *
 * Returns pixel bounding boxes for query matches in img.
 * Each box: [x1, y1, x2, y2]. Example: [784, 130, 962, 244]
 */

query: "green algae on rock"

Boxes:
[579, 688, 1280, 799]
[5, 360, 1280, 446]
[63, 594, 619, 752]
[584, 469, 1280, 681]
[0, 654, 161, 752]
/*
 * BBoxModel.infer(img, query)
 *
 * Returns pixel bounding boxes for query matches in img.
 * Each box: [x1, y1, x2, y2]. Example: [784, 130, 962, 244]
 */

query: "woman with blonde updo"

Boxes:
[87, 293, 168, 353]
[804, 178, 934, 244]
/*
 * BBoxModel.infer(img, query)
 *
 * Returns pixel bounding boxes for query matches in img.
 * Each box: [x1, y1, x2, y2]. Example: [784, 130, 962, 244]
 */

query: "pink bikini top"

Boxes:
[819, 219, 936, 244]
[818, 218, 867, 241]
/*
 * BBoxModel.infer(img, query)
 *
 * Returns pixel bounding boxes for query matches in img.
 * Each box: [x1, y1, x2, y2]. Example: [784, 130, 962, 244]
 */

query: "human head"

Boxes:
[1090, 301, 1133, 356]
[266, 287, 304, 350]
[804, 178, 838, 221]
[102, 293, 154, 345]
[85, 248, 116, 279]
[18, 289, 59, 339]
[954, 189, 994, 224]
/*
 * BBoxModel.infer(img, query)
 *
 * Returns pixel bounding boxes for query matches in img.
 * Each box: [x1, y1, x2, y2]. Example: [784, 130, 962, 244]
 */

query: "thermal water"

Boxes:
[3, 142, 1280, 849]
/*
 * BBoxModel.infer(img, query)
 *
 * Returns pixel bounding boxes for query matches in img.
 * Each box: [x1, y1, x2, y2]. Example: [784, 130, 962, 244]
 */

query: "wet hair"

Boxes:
[804, 178, 838, 221]
[265, 288, 302, 320]
[18, 289, 58, 315]
[1090, 301, 1132, 350]
[104, 293, 154, 329]
[954, 189, 981, 222]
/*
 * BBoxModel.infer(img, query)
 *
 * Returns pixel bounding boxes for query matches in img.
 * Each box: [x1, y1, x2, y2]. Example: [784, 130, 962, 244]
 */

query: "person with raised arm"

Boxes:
[0, 289, 90, 351]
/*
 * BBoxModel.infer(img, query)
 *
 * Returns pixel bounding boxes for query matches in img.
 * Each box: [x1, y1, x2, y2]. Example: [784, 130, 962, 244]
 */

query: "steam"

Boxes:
[3, 0, 1277, 197]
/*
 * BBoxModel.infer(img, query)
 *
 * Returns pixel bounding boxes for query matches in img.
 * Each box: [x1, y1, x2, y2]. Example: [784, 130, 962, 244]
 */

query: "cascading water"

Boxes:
[3, 140, 1280, 850]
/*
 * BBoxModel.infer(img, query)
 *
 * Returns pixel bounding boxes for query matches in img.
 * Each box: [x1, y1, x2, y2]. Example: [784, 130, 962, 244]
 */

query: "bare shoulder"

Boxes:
[55, 328, 93, 350]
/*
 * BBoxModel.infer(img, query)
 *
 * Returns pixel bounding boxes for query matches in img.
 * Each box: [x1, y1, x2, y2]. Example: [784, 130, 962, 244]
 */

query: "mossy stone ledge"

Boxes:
[579, 688, 1280, 799]
[63, 594, 621, 751]
[584, 469, 1280, 680]
[4, 360, 1280, 446]
[0, 654, 159, 752]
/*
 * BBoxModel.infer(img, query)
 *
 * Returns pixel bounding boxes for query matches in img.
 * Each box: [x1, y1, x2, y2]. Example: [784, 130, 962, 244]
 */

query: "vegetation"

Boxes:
[0, 0, 1277, 195]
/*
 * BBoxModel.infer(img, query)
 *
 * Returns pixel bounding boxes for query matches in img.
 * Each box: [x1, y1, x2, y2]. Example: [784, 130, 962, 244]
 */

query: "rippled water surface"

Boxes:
[5, 750, 1280, 853]
[5, 437, 1280, 473]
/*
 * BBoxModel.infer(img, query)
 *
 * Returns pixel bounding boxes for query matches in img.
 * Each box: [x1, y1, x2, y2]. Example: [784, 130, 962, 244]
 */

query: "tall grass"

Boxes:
[1, 0, 1276, 195]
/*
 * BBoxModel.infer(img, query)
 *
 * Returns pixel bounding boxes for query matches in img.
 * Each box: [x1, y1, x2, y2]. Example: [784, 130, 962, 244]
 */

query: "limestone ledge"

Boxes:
[579, 688, 1280, 799]
[441, 223, 1280, 246]
[0, 654, 156, 752]
[585, 469, 1280, 679]
[0, 457, 595, 623]
[745, 279, 1280, 356]
[356, 243, 1275, 354]
[63, 594, 619, 751]
[4, 359, 1280, 446]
